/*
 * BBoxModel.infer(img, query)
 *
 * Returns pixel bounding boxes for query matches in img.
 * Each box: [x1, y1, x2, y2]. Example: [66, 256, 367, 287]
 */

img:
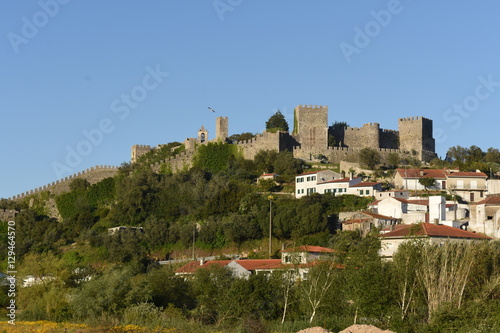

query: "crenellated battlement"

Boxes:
[6, 165, 118, 201]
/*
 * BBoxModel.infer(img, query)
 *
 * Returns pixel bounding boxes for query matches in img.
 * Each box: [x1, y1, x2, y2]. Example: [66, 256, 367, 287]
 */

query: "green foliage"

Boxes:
[387, 152, 400, 167]
[266, 110, 289, 132]
[359, 148, 381, 170]
[193, 142, 239, 173]
[69, 178, 90, 191]
[418, 176, 436, 190]
[136, 141, 184, 166]
[228, 132, 256, 142]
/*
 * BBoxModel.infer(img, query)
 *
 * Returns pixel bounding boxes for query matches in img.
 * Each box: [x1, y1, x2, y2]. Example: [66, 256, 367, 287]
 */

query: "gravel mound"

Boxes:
[338, 324, 396, 333]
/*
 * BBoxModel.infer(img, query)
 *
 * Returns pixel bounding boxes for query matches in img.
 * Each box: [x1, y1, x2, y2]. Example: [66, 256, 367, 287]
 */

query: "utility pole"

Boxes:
[192, 224, 196, 260]
[268, 195, 274, 258]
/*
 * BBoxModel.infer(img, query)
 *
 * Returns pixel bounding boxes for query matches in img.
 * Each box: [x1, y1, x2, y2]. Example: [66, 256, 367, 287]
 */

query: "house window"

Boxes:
[312, 176, 316, 181]
[366, 190, 370, 195]
[360, 190, 364, 195]
[297, 190, 300, 194]
[307, 176, 311, 181]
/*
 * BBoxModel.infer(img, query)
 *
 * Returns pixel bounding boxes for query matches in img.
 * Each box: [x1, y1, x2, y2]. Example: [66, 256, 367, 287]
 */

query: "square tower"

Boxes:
[293, 105, 328, 149]
[198, 125, 208, 143]
[216, 116, 228, 141]
[398, 116, 435, 156]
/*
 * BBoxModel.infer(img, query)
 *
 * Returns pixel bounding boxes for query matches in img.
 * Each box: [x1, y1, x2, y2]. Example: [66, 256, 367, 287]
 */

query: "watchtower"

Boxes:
[216, 116, 229, 141]
[293, 105, 328, 149]
[131, 145, 152, 163]
[398, 116, 435, 157]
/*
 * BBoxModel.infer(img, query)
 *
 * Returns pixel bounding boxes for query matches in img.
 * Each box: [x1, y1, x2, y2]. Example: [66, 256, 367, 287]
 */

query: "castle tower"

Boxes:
[198, 125, 208, 143]
[216, 116, 228, 142]
[131, 144, 152, 163]
[398, 116, 435, 158]
[293, 105, 328, 149]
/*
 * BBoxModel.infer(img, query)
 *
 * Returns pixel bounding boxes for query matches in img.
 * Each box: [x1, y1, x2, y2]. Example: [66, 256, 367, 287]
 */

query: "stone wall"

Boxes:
[343, 123, 381, 149]
[380, 129, 399, 149]
[0, 209, 18, 221]
[7, 165, 119, 201]
[151, 151, 195, 173]
[233, 131, 294, 160]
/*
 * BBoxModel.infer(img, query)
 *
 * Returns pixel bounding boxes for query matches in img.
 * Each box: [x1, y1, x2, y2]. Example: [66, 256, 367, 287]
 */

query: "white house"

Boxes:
[295, 170, 363, 198]
[347, 182, 383, 197]
[379, 222, 491, 259]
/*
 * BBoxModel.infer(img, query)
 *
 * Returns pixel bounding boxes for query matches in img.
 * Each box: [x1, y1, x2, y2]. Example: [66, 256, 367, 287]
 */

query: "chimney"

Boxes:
[349, 172, 353, 180]
[200, 258, 205, 265]
[389, 224, 395, 231]
[420, 170, 424, 177]
[433, 218, 439, 225]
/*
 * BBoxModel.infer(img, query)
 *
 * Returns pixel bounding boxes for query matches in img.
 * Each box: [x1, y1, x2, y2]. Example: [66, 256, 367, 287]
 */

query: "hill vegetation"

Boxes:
[0, 143, 499, 332]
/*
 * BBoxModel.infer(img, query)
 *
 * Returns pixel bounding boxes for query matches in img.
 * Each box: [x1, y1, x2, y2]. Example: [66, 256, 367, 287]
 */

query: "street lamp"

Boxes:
[268, 195, 274, 258]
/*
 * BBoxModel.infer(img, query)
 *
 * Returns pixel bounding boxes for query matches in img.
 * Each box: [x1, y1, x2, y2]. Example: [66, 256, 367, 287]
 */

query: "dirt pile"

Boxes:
[338, 324, 395, 333]
[297, 324, 396, 333]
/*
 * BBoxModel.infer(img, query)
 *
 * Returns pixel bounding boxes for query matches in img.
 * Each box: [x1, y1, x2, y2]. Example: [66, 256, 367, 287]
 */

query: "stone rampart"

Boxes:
[7, 165, 119, 201]
[0, 209, 18, 221]
[152, 151, 195, 173]
[343, 123, 380, 149]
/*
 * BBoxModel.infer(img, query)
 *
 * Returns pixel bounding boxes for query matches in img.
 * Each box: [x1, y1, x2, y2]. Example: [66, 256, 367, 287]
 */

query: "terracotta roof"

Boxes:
[342, 218, 371, 224]
[350, 182, 381, 188]
[260, 173, 277, 177]
[281, 245, 335, 253]
[446, 171, 487, 178]
[473, 196, 500, 206]
[296, 171, 319, 176]
[379, 223, 491, 239]
[233, 259, 282, 271]
[369, 200, 381, 206]
[396, 168, 447, 179]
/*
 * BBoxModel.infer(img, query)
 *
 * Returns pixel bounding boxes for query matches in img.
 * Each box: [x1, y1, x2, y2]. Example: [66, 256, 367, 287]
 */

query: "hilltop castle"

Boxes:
[131, 105, 437, 171]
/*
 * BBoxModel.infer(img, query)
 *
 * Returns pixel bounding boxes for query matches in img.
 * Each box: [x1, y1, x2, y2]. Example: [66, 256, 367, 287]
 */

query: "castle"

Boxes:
[132, 105, 437, 171]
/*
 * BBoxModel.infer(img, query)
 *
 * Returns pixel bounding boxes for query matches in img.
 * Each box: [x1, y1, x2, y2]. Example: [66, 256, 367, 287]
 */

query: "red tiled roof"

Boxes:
[390, 197, 429, 206]
[446, 171, 487, 178]
[369, 200, 381, 206]
[342, 218, 371, 224]
[296, 171, 319, 176]
[350, 182, 381, 188]
[260, 173, 277, 177]
[379, 223, 491, 239]
[281, 245, 335, 253]
[473, 196, 500, 206]
[396, 169, 447, 179]
[234, 259, 282, 271]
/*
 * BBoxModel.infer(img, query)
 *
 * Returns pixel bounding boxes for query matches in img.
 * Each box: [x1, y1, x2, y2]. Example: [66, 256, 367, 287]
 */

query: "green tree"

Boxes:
[192, 142, 238, 173]
[419, 176, 436, 191]
[359, 148, 381, 170]
[266, 110, 289, 132]
[387, 152, 400, 168]
[69, 178, 90, 191]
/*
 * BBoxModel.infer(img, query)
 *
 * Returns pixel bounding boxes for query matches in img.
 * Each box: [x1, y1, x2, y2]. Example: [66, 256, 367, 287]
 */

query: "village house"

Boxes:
[469, 196, 500, 239]
[393, 168, 488, 202]
[295, 170, 365, 198]
[378, 222, 492, 259]
[347, 182, 383, 197]
[175, 245, 342, 280]
[446, 171, 488, 202]
[338, 211, 401, 235]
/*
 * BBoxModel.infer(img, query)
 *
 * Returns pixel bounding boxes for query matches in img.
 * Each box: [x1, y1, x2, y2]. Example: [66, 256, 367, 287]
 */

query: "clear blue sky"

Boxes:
[1, 0, 500, 199]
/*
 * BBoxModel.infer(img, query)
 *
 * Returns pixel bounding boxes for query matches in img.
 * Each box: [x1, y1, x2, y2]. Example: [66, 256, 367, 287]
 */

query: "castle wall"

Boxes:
[380, 129, 399, 149]
[7, 165, 119, 201]
[233, 131, 283, 160]
[0, 209, 18, 221]
[343, 123, 381, 149]
[294, 105, 328, 149]
[152, 151, 195, 173]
